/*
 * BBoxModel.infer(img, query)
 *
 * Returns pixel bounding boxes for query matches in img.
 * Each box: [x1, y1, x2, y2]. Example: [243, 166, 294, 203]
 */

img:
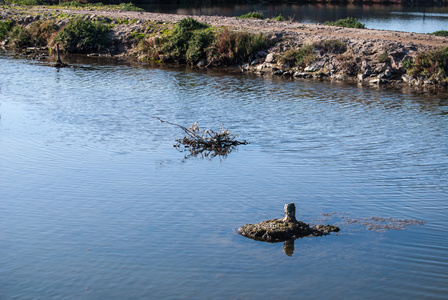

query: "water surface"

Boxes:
[140, 3, 448, 33]
[1, 53, 447, 299]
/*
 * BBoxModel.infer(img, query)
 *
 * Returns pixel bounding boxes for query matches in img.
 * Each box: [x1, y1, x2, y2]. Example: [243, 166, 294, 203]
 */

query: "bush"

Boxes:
[207, 28, 267, 65]
[315, 39, 347, 54]
[430, 30, 448, 37]
[404, 47, 448, 82]
[5, 0, 43, 5]
[272, 14, 285, 22]
[176, 17, 208, 31]
[0, 20, 13, 41]
[186, 29, 213, 62]
[116, 3, 144, 12]
[54, 19, 111, 53]
[279, 44, 315, 68]
[139, 18, 267, 65]
[237, 12, 265, 20]
[377, 50, 390, 63]
[8, 26, 32, 48]
[325, 17, 365, 29]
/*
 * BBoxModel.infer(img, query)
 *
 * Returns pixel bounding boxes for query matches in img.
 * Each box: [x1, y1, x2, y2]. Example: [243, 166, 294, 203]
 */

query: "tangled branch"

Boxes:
[156, 117, 248, 159]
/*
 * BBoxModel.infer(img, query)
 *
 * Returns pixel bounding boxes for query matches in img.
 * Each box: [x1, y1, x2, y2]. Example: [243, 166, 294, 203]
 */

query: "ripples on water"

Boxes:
[0, 53, 447, 299]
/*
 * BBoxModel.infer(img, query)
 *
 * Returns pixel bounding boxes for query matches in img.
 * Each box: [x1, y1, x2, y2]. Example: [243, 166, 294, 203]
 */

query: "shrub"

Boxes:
[404, 47, 448, 82]
[325, 17, 365, 29]
[377, 50, 390, 63]
[186, 29, 213, 62]
[279, 44, 315, 68]
[139, 18, 267, 66]
[315, 39, 347, 54]
[207, 28, 267, 64]
[116, 3, 144, 12]
[237, 12, 265, 20]
[272, 14, 285, 22]
[0, 20, 13, 41]
[430, 30, 448, 37]
[5, 0, 43, 5]
[176, 17, 209, 32]
[8, 26, 32, 48]
[54, 19, 111, 53]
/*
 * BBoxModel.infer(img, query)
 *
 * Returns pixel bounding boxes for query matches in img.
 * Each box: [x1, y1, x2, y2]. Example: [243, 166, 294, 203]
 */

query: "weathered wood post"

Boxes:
[283, 203, 296, 222]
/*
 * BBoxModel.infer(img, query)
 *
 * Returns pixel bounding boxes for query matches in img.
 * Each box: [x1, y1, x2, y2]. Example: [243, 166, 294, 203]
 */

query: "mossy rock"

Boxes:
[238, 219, 340, 242]
[238, 203, 340, 243]
[238, 219, 313, 242]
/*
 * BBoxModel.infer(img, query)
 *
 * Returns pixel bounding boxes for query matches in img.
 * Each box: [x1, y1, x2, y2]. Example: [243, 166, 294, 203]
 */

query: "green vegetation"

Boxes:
[272, 14, 285, 22]
[315, 39, 347, 54]
[325, 17, 366, 29]
[130, 31, 145, 40]
[237, 12, 265, 20]
[4, 0, 144, 12]
[0, 20, 57, 48]
[403, 47, 448, 83]
[54, 19, 111, 53]
[278, 44, 314, 68]
[0, 20, 14, 41]
[139, 17, 268, 65]
[430, 30, 448, 37]
[377, 50, 390, 63]
[5, 0, 43, 5]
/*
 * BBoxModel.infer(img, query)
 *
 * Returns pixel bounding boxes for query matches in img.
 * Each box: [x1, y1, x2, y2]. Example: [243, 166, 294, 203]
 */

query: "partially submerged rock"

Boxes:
[238, 203, 339, 242]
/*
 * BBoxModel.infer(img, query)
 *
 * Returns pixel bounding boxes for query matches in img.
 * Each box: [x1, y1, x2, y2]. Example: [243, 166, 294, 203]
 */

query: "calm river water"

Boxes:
[141, 3, 448, 33]
[1, 53, 448, 299]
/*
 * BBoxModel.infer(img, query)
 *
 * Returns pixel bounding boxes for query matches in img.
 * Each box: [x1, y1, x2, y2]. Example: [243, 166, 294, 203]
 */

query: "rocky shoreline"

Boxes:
[1, 5, 448, 91]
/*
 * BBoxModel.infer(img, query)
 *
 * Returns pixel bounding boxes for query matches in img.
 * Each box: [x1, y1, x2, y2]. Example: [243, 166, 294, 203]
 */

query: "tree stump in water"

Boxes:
[54, 44, 69, 68]
[237, 203, 340, 243]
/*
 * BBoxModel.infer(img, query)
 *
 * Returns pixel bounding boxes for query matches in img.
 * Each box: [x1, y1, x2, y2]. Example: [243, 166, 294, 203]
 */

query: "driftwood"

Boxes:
[156, 117, 248, 159]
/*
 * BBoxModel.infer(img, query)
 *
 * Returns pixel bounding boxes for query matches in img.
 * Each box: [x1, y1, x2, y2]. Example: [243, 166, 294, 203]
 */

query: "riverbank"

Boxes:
[1, 4, 448, 91]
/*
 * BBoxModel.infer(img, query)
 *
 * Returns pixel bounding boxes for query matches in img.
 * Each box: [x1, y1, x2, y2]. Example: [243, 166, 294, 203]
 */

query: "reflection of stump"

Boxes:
[283, 203, 296, 222]
[283, 239, 294, 256]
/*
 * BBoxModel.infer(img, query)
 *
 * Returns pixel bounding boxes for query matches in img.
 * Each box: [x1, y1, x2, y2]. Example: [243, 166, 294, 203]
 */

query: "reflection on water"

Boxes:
[283, 239, 295, 256]
[140, 2, 448, 33]
[1, 53, 448, 299]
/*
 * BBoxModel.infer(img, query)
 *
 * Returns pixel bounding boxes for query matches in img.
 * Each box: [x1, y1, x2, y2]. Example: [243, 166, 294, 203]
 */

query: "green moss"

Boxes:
[325, 17, 366, 29]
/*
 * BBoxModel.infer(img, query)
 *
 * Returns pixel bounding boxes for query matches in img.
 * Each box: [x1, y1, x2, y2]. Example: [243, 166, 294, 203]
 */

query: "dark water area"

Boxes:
[1, 53, 448, 299]
[139, 2, 448, 33]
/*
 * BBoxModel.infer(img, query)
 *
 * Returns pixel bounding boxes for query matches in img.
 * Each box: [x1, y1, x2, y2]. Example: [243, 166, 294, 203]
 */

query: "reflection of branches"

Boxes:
[156, 117, 248, 160]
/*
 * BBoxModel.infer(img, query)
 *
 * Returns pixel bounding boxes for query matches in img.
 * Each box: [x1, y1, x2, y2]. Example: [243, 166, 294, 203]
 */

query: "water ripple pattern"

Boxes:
[1, 53, 447, 300]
